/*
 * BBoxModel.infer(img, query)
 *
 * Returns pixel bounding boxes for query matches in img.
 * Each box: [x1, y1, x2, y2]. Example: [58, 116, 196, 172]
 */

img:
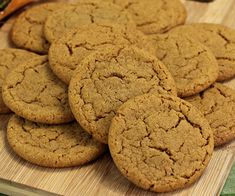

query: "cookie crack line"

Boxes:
[124, 2, 137, 9]
[6, 62, 69, 107]
[89, 72, 164, 119]
[15, 120, 92, 153]
[216, 56, 235, 61]
[0, 63, 10, 72]
[25, 15, 44, 25]
[117, 127, 210, 183]
[196, 26, 235, 56]
[137, 21, 159, 28]
[216, 30, 235, 48]
[116, 100, 211, 148]
[121, 111, 210, 149]
[64, 41, 117, 58]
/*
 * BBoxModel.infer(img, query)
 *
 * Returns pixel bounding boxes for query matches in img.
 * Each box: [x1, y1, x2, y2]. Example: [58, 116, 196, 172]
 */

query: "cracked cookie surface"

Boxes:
[149, 32, 219, 97]
[49, 23, 155, 84]
[7, 115, 106, 167]
[69, 46, 177, 144]
[0, 48, 38, 113]
[185, 83, 235, 146]
[100, 0, 187, 34]
[170, 23, 235, 81]
[2, 56, 74, 124]
[44, 1, 136, 43]
[11, 3, 67, 54]
[109, 93, 214, 193]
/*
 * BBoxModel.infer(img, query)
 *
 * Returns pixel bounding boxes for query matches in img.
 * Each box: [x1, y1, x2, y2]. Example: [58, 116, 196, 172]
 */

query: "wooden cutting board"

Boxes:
[0, 0, 235, 195]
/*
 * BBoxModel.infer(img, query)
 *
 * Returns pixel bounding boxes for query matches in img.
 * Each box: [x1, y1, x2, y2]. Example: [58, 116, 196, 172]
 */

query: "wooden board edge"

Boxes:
[0, 178, 59, 196]
[218, 153, 235, 196]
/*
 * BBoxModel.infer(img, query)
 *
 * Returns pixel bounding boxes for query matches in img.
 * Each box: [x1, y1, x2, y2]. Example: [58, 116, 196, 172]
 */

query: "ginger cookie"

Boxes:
[49, 23, 155, 84]
[149, 32, 219, 97]
[185, 83, 235, 146]
[11, 3, 67, 54]
[99, 0, 187, 34]
[2, 56, 74, 124]
[44, 1, 136, 43]
[0, 48, 38, 114]
[69, 46, 177, 144]
[170, 23, 235, 81]
[109, 93, 214, 193]
[7, 115, 106, 168]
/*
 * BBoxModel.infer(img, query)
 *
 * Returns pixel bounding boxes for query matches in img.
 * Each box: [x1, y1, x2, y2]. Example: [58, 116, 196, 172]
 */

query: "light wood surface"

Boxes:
[0, 0, 235, 195]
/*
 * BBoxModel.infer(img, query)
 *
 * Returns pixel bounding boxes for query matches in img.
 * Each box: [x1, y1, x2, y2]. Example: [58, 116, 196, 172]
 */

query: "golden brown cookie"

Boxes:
[0, 48, 38, 113]
[109, 93, 214, 193]
[149, 32, 219, 97]
[11, 3, 67, 54]
[69, 46, 177, 144]
[44, 1, 136, 43]
[2, 56, 74, 124]
[7, 115, 106, 167]
[170, 23, 235, 81]
[100, 0, 187, 34]
[185, 83, 235, 146]
[49, 23, 155, 84]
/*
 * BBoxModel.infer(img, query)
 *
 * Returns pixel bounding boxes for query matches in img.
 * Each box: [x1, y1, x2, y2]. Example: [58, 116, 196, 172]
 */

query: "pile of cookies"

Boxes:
[1, 0, 235, 193]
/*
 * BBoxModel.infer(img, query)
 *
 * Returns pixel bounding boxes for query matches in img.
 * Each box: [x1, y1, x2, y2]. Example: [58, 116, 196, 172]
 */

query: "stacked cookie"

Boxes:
[1, 0, 235, 193]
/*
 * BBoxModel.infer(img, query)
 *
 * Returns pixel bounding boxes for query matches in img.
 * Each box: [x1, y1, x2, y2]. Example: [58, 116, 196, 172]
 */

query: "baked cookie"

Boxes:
[69, 46, 177, 144]
[185, 83, 235, 146]
[7, 115, 106, 167]
[0, 48, 38, 113]
[11, 3, 67, 54]
[109, 93, 214, 192]
[44, 1, 136, 43]
[149, 32, 219, 97]
[170, 23, 235, 81]
[100, 0, 187, 34]
[49, 23, 155, 84]
[2, 56, 74, 124]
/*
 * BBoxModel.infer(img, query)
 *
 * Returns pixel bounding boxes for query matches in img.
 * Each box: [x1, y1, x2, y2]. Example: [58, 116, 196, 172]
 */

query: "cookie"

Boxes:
[100, 0, 187, 34]
[69, 46, 177, 144]
[7, 115, 106, 167]
[0, 48, 38, 113]
[44, 1, 136, 43]
[185, 83, 235, 146]
[11, 3, 67, 54]
[170, 23, 235, 81]
[149, 32, 219, 97]
[49, 23, 155, 84]
[109, 93, 214, 192]
[2, 56, 74, 124]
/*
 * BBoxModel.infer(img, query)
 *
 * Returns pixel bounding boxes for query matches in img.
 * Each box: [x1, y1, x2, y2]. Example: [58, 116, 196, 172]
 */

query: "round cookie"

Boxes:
[0, 48, 38, 113]
[44, 1, 136, 43]
[149, 32, 219, 97]
[185, 83, 235, 146]
[170, 23, 235, 81]
[11, 3, 67, 54]
[109, 93, 214, 193]
[7, 115, 106, 167]
[49, 23, 155, 84]
[2, 56, 74, 124]
[100, 0, 187, 34]
[69, 46, 177, 144]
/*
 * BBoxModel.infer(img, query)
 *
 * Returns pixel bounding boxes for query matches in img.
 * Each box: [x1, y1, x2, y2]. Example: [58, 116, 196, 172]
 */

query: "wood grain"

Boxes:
[0, 0, 235, 195]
